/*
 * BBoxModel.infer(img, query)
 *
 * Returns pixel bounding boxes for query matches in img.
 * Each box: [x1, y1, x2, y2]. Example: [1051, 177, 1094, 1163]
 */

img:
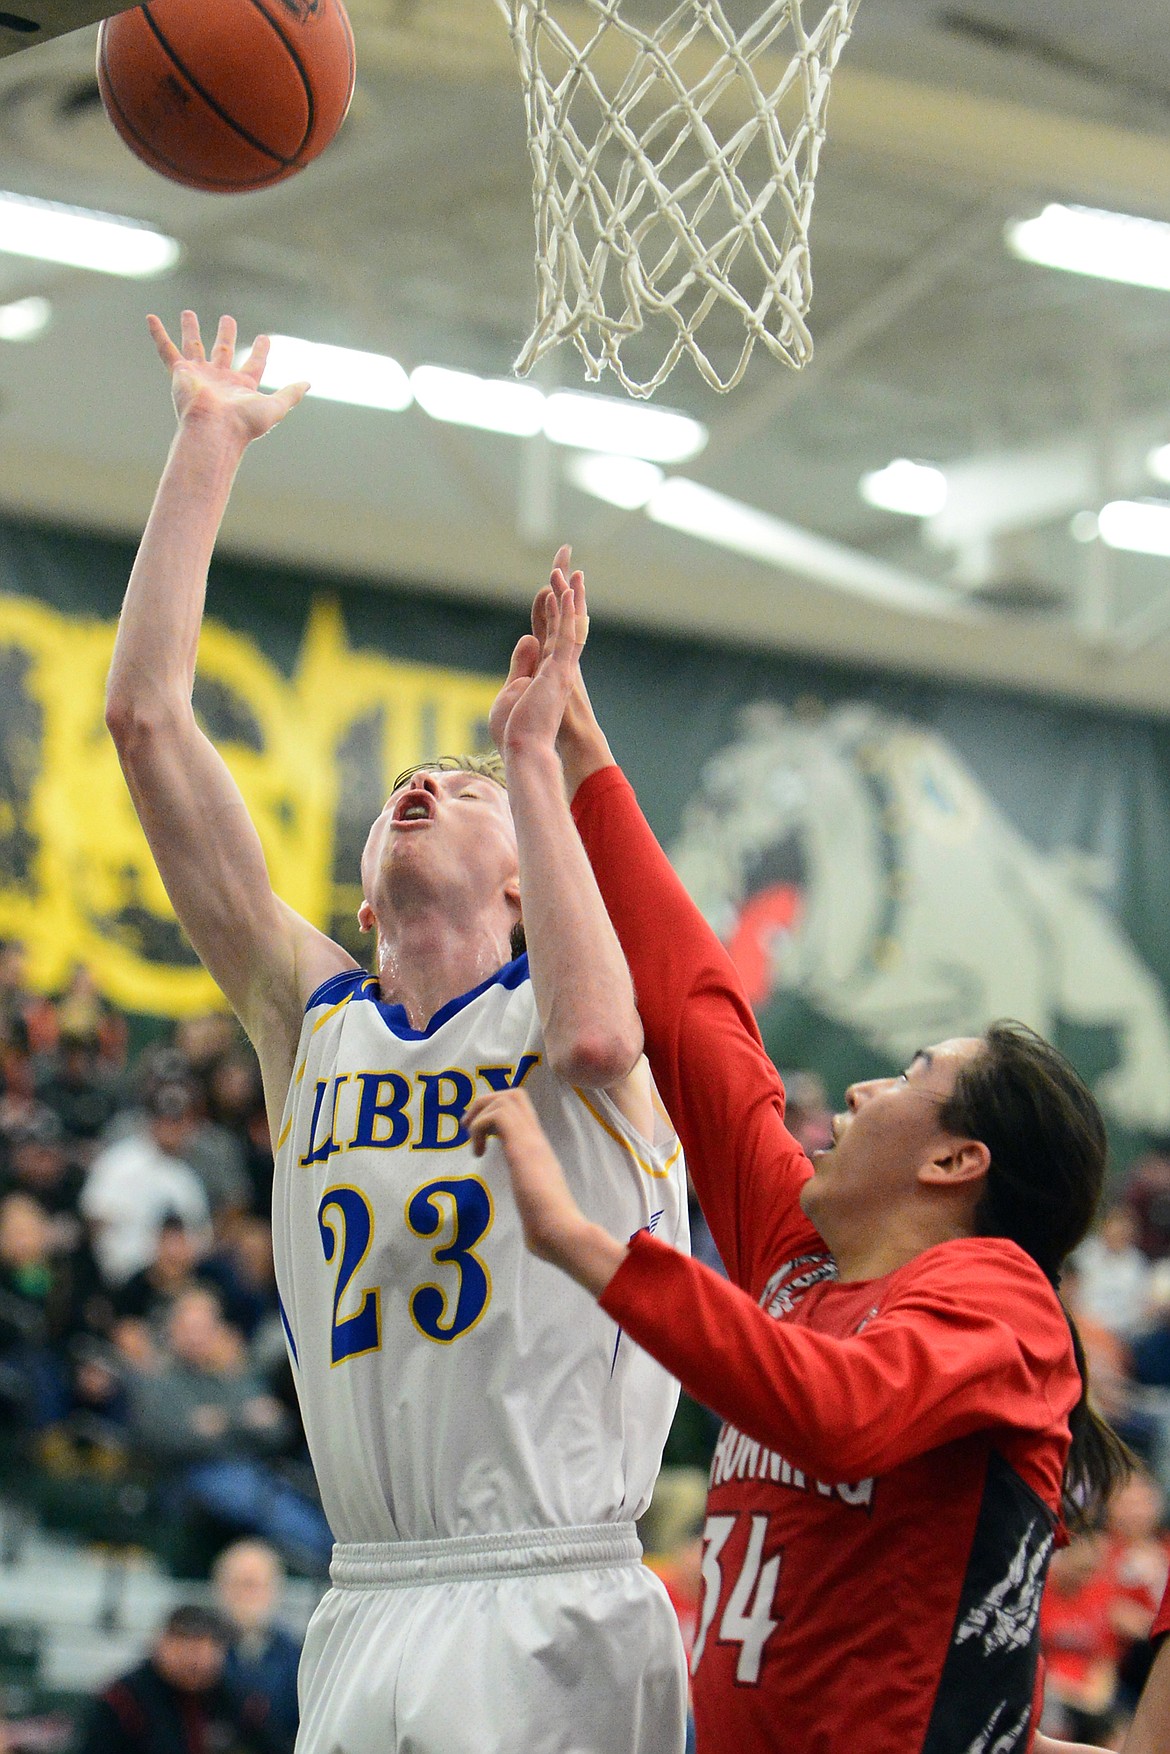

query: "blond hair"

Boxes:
[391, 752, 506, 794]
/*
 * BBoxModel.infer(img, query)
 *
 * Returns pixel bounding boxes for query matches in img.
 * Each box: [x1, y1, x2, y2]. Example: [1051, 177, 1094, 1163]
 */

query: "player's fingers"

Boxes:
[270, 381, 310, 419]
[551, 543, 572, 578]
[531, 585, 555, 647]
[146, 314, 181, 370]
[210, 314, 237, 366]
[502, 636, 538, 692]
[570, 570, 589, 649]
[179, 309, 205, 359]
[239, 333, 271, 381]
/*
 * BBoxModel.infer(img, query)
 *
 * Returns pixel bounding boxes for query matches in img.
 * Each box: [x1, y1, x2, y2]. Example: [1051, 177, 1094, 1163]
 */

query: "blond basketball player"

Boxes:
[105, 311, 689, 1754]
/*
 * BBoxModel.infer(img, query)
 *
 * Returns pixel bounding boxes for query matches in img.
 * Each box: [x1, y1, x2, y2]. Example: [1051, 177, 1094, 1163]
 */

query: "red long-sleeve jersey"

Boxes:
[573, 764, 1081, 1754]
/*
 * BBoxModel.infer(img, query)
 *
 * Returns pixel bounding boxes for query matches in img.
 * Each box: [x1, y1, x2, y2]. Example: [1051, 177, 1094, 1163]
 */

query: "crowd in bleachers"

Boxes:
[0, 942, 330, 1588]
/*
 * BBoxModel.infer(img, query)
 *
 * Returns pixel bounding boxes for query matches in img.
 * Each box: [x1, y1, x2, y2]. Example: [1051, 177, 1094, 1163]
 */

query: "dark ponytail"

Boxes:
[938, 1020, 1133, 1527]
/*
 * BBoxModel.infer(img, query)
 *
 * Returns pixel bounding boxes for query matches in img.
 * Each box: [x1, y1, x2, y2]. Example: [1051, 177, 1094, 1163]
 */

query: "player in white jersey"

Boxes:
[105, 311, 689, 1753]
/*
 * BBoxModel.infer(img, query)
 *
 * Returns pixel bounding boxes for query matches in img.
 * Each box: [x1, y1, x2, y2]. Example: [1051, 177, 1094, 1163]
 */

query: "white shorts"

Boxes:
[296, 1524, 688, 1754]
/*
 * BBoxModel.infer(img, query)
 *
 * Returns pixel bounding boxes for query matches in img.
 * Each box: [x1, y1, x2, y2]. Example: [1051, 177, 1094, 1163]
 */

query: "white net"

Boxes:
[497, 0, 862, 396]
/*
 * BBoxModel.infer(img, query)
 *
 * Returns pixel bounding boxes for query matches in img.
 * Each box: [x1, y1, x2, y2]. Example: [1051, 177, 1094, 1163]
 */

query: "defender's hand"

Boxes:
[463, 1088, 627, 1294]
[148, 310, 308, 443]
[489, 546, 589, 758]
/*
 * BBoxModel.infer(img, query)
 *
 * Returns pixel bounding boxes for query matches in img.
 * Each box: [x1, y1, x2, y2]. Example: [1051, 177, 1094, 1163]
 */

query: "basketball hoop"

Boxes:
[497, 0, 862, 396]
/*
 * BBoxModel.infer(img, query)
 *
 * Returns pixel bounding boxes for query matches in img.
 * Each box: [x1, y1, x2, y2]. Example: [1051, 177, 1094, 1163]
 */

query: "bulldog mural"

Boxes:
[669, 702, 1170, 1133]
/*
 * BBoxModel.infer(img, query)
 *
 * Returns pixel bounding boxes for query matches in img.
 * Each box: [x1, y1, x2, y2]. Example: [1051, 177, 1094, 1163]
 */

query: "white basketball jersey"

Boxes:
[271, 957, 688, 1545]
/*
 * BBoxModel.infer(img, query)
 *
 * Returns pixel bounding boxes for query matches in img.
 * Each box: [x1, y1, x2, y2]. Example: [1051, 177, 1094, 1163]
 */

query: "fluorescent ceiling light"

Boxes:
[567, 452, 664, 510]
[646, 478, 960, 617]
[1097, 499, 1170, 558]
[0, 190, 179, 278]
[1148, 443, 1170, 484]
[1069, 510, 1099, 544]
[1007, 203, 1170, 293]
[410, 364, 543, 437]
[259, 336, 412, 413]
[0, 296, 50, 342]
[859, 459, 948, 517]
[250, 337, 705, 461]
[544, 391, 706, 464]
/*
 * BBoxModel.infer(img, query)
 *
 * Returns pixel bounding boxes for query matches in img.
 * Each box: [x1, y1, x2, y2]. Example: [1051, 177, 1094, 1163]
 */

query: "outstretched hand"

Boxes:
[148, 310, 308, 444]
[462, 1089, 626, 1294]
[489, 545, 589, 758]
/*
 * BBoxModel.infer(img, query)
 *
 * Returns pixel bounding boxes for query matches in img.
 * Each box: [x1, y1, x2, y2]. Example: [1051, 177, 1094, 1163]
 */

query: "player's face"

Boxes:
[800, 1037, 984, 1233]
[360, 769, 519, 924]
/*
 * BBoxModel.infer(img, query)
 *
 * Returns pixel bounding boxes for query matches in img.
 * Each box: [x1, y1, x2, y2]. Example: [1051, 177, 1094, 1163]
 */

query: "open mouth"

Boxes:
[392, 789, 434, 825]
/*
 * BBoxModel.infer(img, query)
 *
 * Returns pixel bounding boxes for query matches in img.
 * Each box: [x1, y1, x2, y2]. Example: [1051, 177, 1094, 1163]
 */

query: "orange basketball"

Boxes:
[96, 0, 356, 194]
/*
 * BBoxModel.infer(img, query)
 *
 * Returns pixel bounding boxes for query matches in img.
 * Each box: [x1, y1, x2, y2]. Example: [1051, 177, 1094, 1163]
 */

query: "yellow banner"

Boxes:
[0, 593, 499, 1017]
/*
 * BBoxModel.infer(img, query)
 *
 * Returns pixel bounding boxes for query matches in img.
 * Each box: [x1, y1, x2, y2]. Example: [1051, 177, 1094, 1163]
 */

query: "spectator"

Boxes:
[126, 1288, 332, 1575]
[34, 1030, 124, 1159]
[212, 1540, 301, 1754]
[1, 1107, 84, 1239]
[0, 939, 57, 1068]
[53, 965, 127, 1072]
[110, 1216, 206, 1364]
[1106, 1471, 1170, 1724]
[74, 1602, 278, 1754]
[1040, 1532, 1121, 1746]
[779, 1067, 835, 1156]
[1076, 1204, 1154, 1341]
[1126, 1150, 1170, 1263]
[199, 1217, 278, 1346]
[0, 1191, 71, 1429]
[80, 1084, 210, 1285]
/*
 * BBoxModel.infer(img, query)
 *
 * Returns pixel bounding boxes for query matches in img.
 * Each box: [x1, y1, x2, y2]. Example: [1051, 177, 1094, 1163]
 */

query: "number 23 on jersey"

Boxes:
[316, 1176, 493, 1364]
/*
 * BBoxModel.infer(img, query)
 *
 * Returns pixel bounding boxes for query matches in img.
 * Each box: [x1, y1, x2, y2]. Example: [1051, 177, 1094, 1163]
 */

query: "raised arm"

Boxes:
[465, 1088, 1073, 1482]
[556, 634, 816, 1291]
[490, 553, 651, 1134]
[105, 313, 353, 1110]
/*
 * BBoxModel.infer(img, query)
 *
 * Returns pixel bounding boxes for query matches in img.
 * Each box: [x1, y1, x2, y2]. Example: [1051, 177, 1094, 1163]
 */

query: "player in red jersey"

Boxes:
[1035, 1573, 1170, 1754]
[467, 560, 1130, 1754]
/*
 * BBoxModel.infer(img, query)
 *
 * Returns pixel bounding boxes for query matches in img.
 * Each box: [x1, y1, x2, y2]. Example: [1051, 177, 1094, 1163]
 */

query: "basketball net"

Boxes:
[498, 0, 861, 396]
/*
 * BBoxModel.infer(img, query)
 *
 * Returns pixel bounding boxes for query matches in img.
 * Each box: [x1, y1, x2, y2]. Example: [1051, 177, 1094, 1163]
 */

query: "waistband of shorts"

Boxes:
[329, 1522, 643, 1589]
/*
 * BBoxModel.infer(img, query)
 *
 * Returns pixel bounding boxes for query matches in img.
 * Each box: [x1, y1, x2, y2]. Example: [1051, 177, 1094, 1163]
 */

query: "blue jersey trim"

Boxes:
[303, 955, 530, 1038]
[277, 1292, 299, 1367]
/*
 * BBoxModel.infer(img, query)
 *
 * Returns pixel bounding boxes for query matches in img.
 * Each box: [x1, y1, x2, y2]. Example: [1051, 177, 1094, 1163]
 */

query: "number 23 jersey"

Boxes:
[271, 956, 688, 1546]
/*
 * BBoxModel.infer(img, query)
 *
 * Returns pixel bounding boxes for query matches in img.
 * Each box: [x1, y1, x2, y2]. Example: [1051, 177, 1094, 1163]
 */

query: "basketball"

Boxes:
[96, 0, 356, 194]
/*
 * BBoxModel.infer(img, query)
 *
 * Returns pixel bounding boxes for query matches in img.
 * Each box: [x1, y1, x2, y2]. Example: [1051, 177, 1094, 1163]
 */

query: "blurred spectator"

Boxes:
[207, 1050, 273, 1213]
[780, 1068, 835, 1156]
[174, 1014, 239, 1084]
[1075, 1204, 1154, 1340]
[80, 1085, 210, 1285]
[1, 1107, 84, 1240]
[126, 1288, 332, 1574]
[74, 1602, 278, 1754]
[200, 1218, 279, 1347]
[1039, 1531, 1120, 1745]
[1126, 1149, 1170, 1263]
[134, 1061, 250, 1229]
[212, 1540, 301, 1754]
[0, 940, 57, 1069]
[1062, 1262, 1161, 1475]
[53, 965, 127, 1071]
[0, 1192, 71, 1429]
[1105, 1471, 1170, 1722]
[34, 1031, 124, 1160]
[110, 1217, 206, 1364]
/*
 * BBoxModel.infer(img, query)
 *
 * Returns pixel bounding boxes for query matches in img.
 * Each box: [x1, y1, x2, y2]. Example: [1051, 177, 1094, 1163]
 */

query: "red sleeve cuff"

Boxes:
[569, 763, 628, 826]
